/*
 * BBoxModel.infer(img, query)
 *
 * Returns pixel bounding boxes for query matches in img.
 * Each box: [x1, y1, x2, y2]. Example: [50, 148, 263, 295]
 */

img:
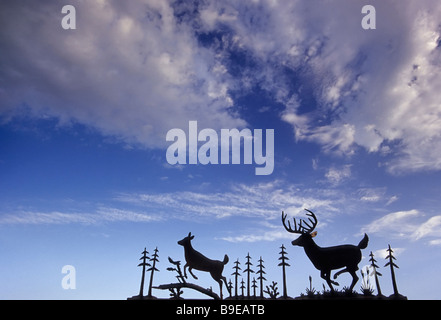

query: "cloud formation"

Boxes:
[1, 0, 441, 174]
[0, 207, 161, 225]
[199, 0, 441, 173]
[361, 209, 441, 244]
[0, 0, 244, 148]
[0, 180, 340, 227]
[115, 181, 339, 220]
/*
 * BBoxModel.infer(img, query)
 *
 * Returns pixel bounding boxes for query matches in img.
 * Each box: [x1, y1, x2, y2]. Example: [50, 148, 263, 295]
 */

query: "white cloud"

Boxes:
[198, 0, 441, 173]
[386, 195, 399, 206]
[0, 208, 161, 225]
[428, 239, 441, 246]
[220, 229, 292, 243]
[361, 209, 441, 243]
[357, 187, 391, 203]
[0, 181, 343, 227]
[115, 181, 339, 221]
[361, 210, 420, 236]
[306, 1, 441, 173]
[0, 0, 245, 148]
[373, 247, 406, 260]
[412, 215, 441, 240]
[2, 0, 440, 175]
[325, 165, 352, 185]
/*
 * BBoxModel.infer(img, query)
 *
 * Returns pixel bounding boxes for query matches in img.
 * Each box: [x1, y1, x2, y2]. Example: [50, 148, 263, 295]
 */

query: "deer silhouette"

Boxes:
[178, 232, 230, 299]
[282, 209, 369, 292]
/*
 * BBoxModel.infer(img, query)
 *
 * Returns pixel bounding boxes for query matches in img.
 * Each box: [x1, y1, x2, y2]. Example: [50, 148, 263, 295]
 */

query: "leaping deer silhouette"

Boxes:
[178, 232, 230, 299]
[282, 209, 369, 292]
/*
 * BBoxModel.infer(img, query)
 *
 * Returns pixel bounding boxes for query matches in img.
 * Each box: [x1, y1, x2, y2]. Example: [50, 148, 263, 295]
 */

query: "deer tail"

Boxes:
[358, 233, 369, 249]
[222, 254, 229, 265]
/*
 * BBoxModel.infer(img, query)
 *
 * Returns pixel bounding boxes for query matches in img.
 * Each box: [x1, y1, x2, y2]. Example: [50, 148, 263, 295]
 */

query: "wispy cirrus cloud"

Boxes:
[0, 180, 340, 226]
[219, 229, 292, 243]
[361, 209, 441, 244]
[0, 207, 162, 225]
[115, 181, 340, 221]
[325, 165, 352, 185]
[373, 247, 406, 259]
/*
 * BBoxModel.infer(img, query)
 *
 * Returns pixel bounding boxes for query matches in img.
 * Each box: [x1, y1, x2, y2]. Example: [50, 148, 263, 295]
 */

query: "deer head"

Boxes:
[178, 232, 194, 246]
[282, 209, 318, 247]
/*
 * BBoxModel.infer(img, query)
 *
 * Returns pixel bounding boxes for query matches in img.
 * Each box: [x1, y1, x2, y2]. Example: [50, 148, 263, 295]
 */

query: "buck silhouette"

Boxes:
[178, 232, 230, 299]
[282, 209, 369, 292]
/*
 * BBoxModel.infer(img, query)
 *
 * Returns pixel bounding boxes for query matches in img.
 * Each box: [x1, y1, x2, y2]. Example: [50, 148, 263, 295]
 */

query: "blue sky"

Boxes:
[1, 0, 441, 299]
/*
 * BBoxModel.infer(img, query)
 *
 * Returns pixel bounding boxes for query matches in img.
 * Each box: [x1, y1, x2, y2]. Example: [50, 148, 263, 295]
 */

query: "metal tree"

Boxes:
[252, 277, 257, 298]
[243, 253, 254, 298]
[227, 279, 233, 297]
[278, 244, 290, 298]
[240, 278, 246, 297]
[369, 251, 382, 296]
[147, 247, 159, 298]
[384, 244, 399, 296]
[137, 248, 151, 297]
[231, 259, 241, 298]
[256, 256, 266, 298]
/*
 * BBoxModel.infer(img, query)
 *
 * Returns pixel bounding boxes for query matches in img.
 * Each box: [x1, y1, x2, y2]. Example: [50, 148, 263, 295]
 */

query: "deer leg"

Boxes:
[211, 271, 227, 300]
[334, 267, 348, 280]
[321, 270, 338, 292]
[217, 279, 223, 300]
[222, 276, 230, 296]
[183, 263, 188, 278]
[348, 269, 359, 292]
[188, 267, 198, 280]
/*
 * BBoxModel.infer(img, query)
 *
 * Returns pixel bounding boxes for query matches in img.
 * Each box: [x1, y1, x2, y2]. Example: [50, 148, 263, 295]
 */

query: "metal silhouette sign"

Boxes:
[129, 209, 406, 300]
[178, 232, 230, 299]
[282, 209, 369, 292]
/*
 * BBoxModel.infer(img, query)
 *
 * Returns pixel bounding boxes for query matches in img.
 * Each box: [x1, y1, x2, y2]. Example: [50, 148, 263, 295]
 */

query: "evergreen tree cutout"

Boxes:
[137, 248, 150, 297]
[252, 277, 257, 298]
[243, 253, 254, 298]
[231, 259, 241, 298]
[147, 247, 159, 298]
[278, 244, 290, 298]
[384, 244, 404, 298]
[369, 251, 383, 296]
[256, 256, 266, 299]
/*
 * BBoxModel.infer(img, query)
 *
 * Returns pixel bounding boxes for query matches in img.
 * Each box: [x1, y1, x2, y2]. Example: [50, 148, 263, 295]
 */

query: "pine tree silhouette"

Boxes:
[243, 253, 254, 298]
[240, 278, 245, 297]
[278, 244, 290, 299]
[369, 251, 382, 296]
[147, 247, 159, 298]
[252, 277, 257, 298]
[231, 259, 241, 298]
[256, 256, 266, 298]
[227, 279, 233, 298]
[137, 248, 151, 297]
[384, 244, 400, 296]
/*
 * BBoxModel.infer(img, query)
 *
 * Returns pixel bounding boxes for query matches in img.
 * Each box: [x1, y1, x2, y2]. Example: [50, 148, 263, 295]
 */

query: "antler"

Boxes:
[281, 209, 318, 234]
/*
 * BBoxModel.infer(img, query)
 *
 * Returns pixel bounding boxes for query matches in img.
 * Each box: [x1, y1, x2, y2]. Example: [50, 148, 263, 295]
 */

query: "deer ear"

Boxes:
[310, 231, 318, 238]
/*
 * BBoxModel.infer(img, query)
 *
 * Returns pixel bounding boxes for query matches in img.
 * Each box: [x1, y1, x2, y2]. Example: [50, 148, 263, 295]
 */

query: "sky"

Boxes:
[1, 0, 441, 300]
